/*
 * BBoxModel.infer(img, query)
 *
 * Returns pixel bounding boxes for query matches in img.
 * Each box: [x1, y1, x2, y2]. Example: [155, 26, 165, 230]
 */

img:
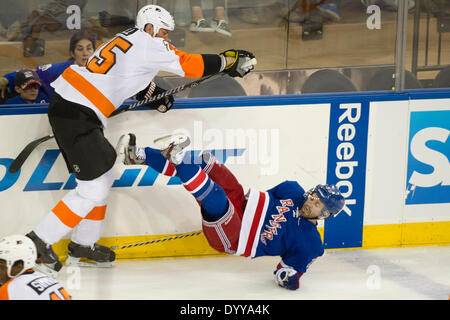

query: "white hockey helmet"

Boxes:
[136, 5, 175, 36]
[0, 235, 37, 278]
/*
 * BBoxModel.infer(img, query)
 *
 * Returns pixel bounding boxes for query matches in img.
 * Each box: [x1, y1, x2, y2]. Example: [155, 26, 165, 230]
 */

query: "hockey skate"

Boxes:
[65, 241, 116, 268]
[26, 231, 62, 278]
[116, 133, 146, 165]
[154, 134, 191, 166]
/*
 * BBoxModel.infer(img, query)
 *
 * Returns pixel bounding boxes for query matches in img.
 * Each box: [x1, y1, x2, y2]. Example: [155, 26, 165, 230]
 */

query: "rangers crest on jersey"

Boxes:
[260, 199, 292, 245]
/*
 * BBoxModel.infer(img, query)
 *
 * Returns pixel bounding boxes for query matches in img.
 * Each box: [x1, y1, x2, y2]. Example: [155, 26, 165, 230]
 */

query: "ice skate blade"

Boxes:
[153, 134, 188, 150]
[65, 256, 115, 268]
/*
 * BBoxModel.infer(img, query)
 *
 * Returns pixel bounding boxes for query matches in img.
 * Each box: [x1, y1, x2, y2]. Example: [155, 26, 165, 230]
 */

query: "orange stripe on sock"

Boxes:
[61, 67, 116, 118]
[52, 201, 83, 229]
[84, 205, 106, 221]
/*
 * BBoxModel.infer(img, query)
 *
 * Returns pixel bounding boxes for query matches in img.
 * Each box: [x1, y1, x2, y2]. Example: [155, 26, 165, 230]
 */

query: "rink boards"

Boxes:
[0, 89, 449, 259]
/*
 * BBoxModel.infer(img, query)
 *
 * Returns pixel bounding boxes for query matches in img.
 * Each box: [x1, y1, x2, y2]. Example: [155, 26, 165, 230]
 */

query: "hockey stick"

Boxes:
[8, 134, 54, 173]
[9, 57, 257, 174]
[110, 72, 225, 117]
[7, 73, 225, 174]
[111, 57, 256, 116]
[110, 230, 203, 250]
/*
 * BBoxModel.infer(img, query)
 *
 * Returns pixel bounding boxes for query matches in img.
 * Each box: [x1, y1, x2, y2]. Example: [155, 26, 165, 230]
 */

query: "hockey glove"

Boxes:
[136, 81, 174, 113]
[220, 49, 256, 78]
[274, 267, 300, 290]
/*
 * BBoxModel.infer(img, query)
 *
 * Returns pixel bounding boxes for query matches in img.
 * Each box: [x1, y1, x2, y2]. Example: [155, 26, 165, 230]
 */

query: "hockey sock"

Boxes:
[144, 147, 177, 176]
[71, 203, 107, 246]
[144, 147, 210, 177]
[34, 191, 98, 244]
[143, 148, 228, 219]
[201, 152, 220, 174]
[176, 161, 228, 219]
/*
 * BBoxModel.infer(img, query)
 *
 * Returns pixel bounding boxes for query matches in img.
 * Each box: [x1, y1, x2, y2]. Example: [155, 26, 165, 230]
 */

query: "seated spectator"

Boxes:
[7, 0, 89, 56]
[189, 0, 231, 37]
[5, 69, 49, 105]
[283, 0, 341, 23]
[0, 30, 96, 102]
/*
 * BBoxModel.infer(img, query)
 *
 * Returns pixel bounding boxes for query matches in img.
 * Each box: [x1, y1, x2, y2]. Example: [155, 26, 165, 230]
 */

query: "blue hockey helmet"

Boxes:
[314, 184, 345, 217]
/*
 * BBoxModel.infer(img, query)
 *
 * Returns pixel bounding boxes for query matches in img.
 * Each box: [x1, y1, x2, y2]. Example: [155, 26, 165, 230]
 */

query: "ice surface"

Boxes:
[57, 245, 450, 300]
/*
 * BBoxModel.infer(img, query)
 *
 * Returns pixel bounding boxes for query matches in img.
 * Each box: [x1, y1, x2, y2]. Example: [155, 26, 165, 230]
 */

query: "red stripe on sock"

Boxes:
[184, 168, 208, 193]
[162, 161, 176, 176]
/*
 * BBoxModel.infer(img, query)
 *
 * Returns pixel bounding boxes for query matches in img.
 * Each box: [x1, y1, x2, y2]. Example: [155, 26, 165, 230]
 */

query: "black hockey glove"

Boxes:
[220, 49, 256, 78]
[136, 82, 174, 113]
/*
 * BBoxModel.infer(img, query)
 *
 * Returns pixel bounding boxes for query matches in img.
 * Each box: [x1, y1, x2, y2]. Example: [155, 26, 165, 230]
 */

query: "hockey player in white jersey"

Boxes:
[0, 235, 71, 300]
[26, 4, 257, 275]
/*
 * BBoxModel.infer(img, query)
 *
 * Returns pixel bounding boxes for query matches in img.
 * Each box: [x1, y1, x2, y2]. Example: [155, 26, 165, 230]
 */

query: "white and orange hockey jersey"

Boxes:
[51, 27, 222, 126]
[0, 269, 71, 300]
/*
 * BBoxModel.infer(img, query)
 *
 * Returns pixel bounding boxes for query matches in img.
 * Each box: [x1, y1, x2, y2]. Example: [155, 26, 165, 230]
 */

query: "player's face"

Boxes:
[300, 193, 327, 219]
[71, 39, 95, 66]
[0, 259, 9, 284]
[144, 24, 170, 41]
[155, 28, 170, 41]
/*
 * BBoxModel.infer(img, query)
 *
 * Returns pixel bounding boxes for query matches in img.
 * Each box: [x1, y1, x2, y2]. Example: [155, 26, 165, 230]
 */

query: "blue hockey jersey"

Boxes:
[4, 60, 73, 100]
[236, 181, 324, 275]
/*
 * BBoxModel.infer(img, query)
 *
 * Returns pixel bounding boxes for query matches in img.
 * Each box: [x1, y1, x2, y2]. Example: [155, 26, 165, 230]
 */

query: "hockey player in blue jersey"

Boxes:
[116, 133, 345, 290]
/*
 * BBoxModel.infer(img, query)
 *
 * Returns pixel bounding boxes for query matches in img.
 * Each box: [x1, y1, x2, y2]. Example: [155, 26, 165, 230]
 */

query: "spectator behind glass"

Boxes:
[5, 69, 49, 105]
[12, 0, 88, 56]
[189, 0, 231, 37]
[0, 30, 96, 103]
[283, 0, 341, 23]
[68, 29, 96, 66]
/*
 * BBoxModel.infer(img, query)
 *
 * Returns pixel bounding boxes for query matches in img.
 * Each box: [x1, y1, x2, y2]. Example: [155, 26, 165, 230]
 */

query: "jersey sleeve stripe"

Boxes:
[171, 46, 205, 78]
[61, 67, 116, 118]
[243, 192, 267, 257]
[0, 279, 11, 300]
[236, 190, 270, 257]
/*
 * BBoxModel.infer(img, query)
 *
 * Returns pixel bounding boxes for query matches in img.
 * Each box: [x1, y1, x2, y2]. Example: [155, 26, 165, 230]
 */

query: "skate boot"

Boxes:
[66, 241, 116, 268]
[26, 231, 62, 278]
[116, 133, 146, 165]
[154, 134, 191, 166]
